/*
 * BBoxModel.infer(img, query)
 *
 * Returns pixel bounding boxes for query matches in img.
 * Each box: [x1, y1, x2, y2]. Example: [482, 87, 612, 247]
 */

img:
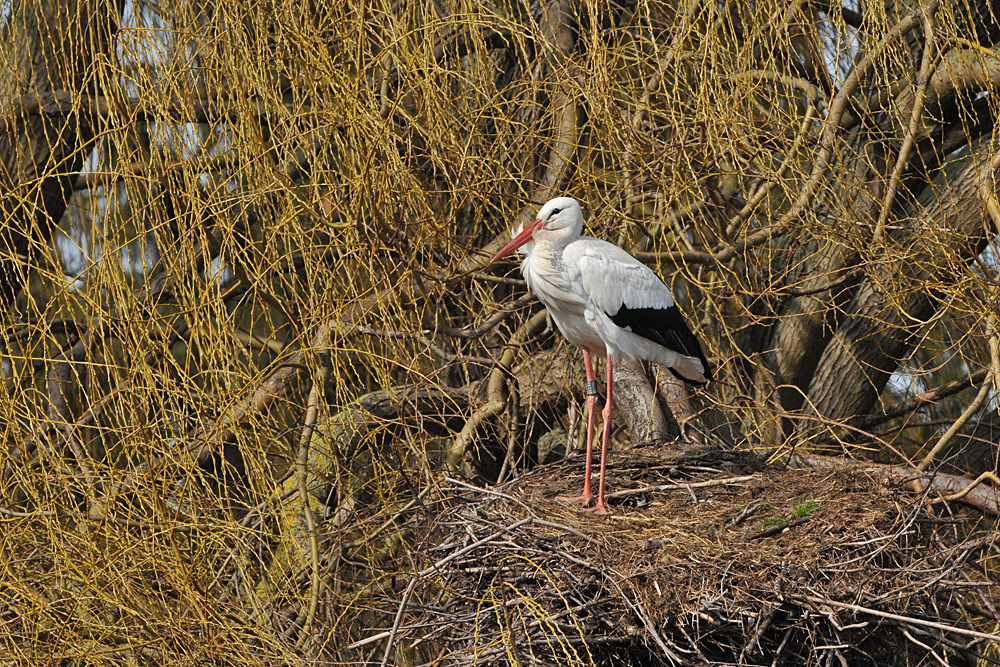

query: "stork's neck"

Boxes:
[520, 232, 579, 289]
[531, 221, 582, 255]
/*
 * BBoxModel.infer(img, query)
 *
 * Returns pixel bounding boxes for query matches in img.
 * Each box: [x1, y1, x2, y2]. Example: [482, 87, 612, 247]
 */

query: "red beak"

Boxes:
[491, 219, 542, 262]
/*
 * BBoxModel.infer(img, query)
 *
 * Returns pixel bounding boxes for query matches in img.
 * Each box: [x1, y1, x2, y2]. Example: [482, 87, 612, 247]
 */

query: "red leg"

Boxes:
[558, 347, 597, 506]
[591, 353, 614, 515]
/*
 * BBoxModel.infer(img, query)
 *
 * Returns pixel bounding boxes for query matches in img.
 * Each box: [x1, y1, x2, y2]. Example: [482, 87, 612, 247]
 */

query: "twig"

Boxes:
[798, 594, 1000, 644]
[724, 72, 818, 238]
[420, 518, 532, 577]
[749, 515, 812, 540]
[606, 475, 755, 499]
[873, 4, 938, 243]
[902, 629, 949, 666]
[530, 518, 602, 546]
[346, 630, 390, 650]
[380, 577, 418, 667]
[917, 312, 997, 472]
[771, 627, 794, 667]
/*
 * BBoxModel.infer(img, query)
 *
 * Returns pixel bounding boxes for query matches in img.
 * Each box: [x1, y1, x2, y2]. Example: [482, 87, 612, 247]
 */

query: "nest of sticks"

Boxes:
[365, 444, 1000, 666]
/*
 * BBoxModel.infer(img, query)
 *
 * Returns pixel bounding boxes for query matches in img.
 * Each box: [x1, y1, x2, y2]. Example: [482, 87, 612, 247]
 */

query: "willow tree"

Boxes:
[2, 0, 999, 662]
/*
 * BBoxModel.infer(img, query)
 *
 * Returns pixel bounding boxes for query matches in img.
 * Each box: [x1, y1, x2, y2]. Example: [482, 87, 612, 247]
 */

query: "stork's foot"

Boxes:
[583, 501, 609, 515]
[557, 491, 594, 506]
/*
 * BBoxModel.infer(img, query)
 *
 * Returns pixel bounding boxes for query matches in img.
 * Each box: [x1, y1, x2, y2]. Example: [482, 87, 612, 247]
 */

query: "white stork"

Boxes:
[491, 196, 710, 514]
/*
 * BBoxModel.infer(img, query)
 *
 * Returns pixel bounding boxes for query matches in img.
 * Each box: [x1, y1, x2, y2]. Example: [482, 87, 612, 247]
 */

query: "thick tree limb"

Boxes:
[805, 133, 1000, 421]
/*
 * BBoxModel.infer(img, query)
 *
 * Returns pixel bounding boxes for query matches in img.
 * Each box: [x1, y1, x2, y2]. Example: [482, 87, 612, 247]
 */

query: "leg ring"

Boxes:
[585, 379, 599, 396]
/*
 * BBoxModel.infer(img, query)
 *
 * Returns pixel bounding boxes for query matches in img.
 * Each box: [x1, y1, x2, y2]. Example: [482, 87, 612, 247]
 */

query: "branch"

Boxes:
[771, 449, 1000, 515]
[854, 367, 990, 429]
[291, 363, 327, 648]
[781, 267, 863, 297]
[184, 0, 580, 463]
[873, 5, 938, 243]
[431, 292, 537, 339]
[714, 3, 937, 265]
[0, 90, 285, 134]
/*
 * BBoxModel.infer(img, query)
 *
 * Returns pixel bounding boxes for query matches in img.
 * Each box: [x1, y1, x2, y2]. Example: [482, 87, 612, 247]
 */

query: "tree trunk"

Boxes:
[806, 134, 999, 424]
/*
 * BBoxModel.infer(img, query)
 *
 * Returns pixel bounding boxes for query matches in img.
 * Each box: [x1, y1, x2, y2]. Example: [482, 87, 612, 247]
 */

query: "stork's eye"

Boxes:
[551, 207, 562, 215]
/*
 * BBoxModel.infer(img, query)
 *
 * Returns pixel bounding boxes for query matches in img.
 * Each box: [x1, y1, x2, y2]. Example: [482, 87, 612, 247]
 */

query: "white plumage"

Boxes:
[492, 196, 710, 513]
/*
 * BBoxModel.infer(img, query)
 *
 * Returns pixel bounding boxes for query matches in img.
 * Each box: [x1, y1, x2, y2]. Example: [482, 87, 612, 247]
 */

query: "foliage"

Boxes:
[761, 499, 821, 527]
[1, 0, 999, 663]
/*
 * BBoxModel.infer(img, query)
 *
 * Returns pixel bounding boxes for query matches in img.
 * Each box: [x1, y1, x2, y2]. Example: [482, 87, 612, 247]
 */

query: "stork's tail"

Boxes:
[668, 354, 711, 386]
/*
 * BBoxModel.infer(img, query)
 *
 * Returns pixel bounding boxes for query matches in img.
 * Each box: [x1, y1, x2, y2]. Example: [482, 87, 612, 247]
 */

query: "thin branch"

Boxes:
[429, 292, 537, 339]
[916, 369, 993, 472]
[781, 267, 863, 297]
[714, 2, 937, 265]
[854, 367, 990, 429]
[798, 594, 1000, 644]
[292, 363, 328, 648]
[874, 5, 938, 243]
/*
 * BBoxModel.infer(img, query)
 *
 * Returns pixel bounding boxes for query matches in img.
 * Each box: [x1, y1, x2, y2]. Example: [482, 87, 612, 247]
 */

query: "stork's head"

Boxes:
[490, 197, 584, 262]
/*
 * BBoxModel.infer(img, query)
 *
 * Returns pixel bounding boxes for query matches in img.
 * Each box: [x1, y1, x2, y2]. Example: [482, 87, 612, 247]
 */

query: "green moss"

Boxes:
[762, 500, 821, 527]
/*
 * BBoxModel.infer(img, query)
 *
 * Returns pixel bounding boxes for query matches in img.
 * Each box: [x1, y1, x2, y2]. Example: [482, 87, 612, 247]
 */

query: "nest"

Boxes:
[372, 444, 999, 666]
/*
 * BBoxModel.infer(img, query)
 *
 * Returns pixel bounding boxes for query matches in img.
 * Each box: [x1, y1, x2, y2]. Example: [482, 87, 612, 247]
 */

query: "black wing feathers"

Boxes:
[609, 304, 712, 383]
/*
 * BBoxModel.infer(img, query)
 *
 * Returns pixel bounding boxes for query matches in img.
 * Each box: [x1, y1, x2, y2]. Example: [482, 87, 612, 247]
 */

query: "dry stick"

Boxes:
[379, 577, 419, 667]
[901, 629, 949, 667]
[605, 475, 755, 499]
[798, 594, 1000, 644]
[873, 5, 938, 243]
[291, 363, 327, 648]
[444, 476, 535, 513]
[749, 515, 812, 540]
[374, 518, 533, 664]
